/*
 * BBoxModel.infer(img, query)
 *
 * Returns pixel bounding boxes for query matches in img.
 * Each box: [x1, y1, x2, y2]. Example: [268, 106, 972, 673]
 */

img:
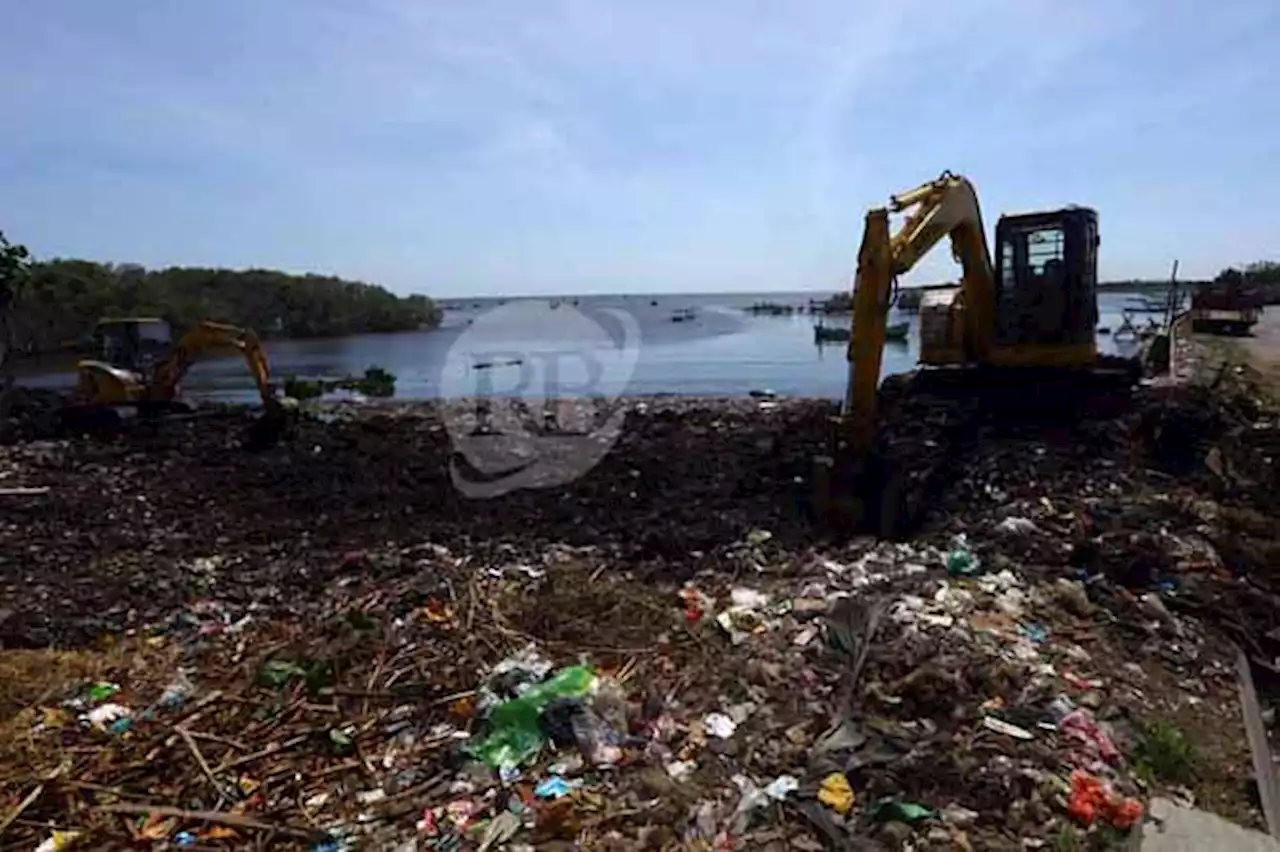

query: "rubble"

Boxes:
[0, 360, 1276, 849]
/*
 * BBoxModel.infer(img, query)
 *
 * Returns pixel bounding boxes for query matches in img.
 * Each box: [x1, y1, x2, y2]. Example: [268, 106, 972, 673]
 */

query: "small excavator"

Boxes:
[814, 171, 1140, 537]
[60, 317, 292, 447]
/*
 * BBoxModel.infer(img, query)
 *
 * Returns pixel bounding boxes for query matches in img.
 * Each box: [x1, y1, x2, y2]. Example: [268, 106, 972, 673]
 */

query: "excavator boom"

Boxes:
[843, 171, 997, 457]
[153, 321, 275, 408]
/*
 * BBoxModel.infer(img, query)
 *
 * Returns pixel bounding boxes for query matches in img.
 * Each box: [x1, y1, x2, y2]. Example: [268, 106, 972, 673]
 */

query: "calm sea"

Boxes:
[20, 290, 1154, 403]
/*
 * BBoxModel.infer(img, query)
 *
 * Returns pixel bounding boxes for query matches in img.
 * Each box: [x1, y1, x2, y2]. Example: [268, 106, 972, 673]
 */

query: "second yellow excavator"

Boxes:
[61, 318, 291, 446]
[815, 171, 1140, 536]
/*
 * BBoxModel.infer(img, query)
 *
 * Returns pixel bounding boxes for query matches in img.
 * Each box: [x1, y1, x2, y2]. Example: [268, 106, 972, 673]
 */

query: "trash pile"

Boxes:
[0, 353, 1276, 848]
[0, 528, 1258, 850]
[0, 386, 63, 445]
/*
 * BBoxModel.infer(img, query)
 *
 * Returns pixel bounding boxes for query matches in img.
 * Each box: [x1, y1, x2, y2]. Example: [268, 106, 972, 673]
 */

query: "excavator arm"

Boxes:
[816, 171, 998, 535]
[842, 171, 996, 455]
[151, 321, 276, 408]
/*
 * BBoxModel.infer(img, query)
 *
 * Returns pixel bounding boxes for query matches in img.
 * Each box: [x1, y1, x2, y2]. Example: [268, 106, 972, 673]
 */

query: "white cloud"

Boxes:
[1, 0, 1276, 291]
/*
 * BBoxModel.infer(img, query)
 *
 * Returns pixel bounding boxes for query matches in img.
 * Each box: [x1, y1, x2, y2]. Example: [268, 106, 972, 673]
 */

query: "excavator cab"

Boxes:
[993, 208, 1098, 356]
[91, 318, 173, 376]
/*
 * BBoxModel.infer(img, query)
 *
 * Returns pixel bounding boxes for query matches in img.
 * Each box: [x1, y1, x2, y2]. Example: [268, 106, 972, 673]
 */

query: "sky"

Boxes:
[1, 0, 1277, 298]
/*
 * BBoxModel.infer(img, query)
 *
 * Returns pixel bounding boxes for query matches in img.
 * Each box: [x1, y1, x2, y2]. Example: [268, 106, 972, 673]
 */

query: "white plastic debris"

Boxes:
[793, 625, 819, 646]
[666, 760, 697, 780]
[942, 803, 980, 826]
[982, 716, 1035, 740]
[729, 587, 770, 609]
[996, 516, 1039, 535]
[978, 569, 1021, 594]
[717, 587, 775, 644]
[730, 775, 772, 832]
[704, 712, 738, 739]
[86, 703, 130, 730]
[764, 775, 800, 800]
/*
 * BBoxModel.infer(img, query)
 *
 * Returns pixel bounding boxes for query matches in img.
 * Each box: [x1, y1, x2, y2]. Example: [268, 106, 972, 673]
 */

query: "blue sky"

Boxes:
[1, 0, 1276, 297]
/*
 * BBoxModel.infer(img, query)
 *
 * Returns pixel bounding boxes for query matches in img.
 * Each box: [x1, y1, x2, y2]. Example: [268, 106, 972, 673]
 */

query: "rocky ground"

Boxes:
[0, 334, 1277, 851]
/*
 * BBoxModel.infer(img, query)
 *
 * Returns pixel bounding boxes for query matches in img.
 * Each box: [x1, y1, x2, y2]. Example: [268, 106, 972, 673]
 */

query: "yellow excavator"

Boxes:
[61, 318, 291, 446]
[815, 171, 1139, 536]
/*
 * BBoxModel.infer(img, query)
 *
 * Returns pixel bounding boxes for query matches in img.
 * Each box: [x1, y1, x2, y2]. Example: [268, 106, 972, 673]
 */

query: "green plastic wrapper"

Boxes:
[945, 545, 981, 577]
[85, 683, 120, 704]
[466, 665, 597, 770]
[867, 799, 937, 823]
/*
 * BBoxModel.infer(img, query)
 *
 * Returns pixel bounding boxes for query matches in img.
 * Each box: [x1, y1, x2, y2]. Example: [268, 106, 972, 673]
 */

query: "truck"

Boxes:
[1188, 281, 1265, 336]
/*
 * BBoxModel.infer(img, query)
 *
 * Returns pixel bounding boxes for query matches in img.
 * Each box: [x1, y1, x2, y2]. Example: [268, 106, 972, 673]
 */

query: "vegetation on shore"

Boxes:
[1214, 260, 1280, 286]
[283, 366, 397, 400]
[0, 231, 441, 355]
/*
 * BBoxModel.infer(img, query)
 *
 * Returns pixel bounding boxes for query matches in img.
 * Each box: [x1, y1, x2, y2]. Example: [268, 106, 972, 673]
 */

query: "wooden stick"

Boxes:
[177, 727, 226, 805]
[0, 784, 43, 838]
[185, 729, 249, 752]
[92, 803, 314, 839]
[215, 732, 311, 774]
[0, 487, 50, 496]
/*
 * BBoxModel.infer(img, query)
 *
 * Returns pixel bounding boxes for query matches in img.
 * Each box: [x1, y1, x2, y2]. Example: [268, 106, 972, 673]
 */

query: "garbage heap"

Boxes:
[0, 375, 1276, 850]
[0, 537, 1264, 849]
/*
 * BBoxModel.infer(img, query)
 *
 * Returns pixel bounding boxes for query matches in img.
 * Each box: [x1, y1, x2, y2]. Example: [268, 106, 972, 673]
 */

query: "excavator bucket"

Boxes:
[242, 400, 297, 451]
[813, 444, 909, 539]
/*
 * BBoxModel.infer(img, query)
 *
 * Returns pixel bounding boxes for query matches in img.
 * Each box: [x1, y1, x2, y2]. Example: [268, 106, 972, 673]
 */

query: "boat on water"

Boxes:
[1125, 293, 1186, 313]
[814, 321, 908, 345]
[671, 307, 697, 323]
[746, 301, 797, 315]
[813, 323, 851, 343]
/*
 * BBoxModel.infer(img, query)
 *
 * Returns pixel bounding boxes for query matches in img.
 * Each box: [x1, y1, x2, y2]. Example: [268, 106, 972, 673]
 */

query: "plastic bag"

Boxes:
[466, 665, 596, 770]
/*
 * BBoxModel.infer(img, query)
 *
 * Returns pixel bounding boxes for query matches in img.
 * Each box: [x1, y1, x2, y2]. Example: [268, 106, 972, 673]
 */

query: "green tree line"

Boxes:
[1, 233, 441, 354]
[1215, 261, 1280, 287]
